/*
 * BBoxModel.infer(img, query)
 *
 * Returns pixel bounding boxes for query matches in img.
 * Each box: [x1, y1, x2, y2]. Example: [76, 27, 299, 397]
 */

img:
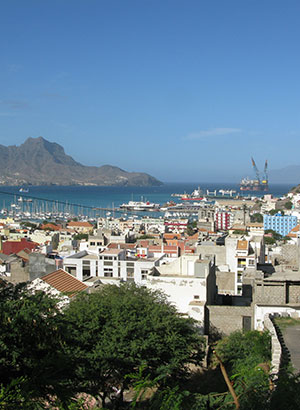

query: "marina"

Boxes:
[0, 182, 292, 223]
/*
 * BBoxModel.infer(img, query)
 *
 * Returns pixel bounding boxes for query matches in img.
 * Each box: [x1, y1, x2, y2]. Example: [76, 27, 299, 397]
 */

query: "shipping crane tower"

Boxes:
[239, 158, 269, 191]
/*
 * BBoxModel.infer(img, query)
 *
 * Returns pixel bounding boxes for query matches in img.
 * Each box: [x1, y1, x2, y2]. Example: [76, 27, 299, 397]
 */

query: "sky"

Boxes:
[1, 0, 300, 183]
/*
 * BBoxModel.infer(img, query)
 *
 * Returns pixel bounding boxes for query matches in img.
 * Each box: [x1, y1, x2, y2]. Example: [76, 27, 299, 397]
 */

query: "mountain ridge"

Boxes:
[0, 137, 162, 187]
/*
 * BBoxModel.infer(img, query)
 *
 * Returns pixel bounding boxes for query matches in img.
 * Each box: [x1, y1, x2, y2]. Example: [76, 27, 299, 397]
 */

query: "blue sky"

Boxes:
[1, 0, 300, 182]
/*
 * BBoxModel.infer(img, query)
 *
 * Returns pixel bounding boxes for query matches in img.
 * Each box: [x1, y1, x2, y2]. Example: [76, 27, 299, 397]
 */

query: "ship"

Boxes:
[119, 200, 160, 211]
[180, 186, 205, 201]
[240, 158, 269, 191]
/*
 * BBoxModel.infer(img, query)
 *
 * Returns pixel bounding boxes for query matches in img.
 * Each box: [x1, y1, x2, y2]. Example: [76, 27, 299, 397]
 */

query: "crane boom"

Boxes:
[264, 160, 268, 180]
[251, 157, 260, 183]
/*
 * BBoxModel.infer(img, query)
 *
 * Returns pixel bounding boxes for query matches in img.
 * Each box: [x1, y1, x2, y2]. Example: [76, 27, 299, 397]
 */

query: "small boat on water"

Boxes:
[19, 187, 29, 193]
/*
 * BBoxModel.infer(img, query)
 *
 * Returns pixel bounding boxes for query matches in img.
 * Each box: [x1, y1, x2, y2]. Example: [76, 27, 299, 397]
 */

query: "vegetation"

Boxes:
[138, 234, 156, 239]
[232, 230, 246, 235]
[274, 316, 300, 330]
[51, 232, 60, 250]
[73, 233, 89, 241]
[20, 221, 37, 229]
[269, 209, 284, 216]
[0, 283, 73, 407]
[3, 282, 300, 410]
[264, 229, 291, 245]
[63, 284, 204, 407]
[250, 213, 263, 223]
[284, 201, 293, 210]
[0, 282, 204, 409]
[186, 221, 198, 236]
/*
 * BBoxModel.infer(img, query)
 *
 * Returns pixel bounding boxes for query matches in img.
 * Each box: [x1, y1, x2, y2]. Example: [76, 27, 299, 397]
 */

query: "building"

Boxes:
[63, 248, 162, 285]
[147, 255, 217, 333]
[225, 234, 265, 295]
[214, 211, 233, 231]
[263, 214, 298, 237]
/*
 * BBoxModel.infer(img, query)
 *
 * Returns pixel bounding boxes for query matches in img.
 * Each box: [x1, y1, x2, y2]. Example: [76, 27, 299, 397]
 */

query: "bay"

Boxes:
[0, 182, 293, 212]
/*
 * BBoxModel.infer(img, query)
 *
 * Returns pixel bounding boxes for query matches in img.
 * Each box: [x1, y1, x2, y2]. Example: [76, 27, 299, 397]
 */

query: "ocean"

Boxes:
[0, 182, 294, 216]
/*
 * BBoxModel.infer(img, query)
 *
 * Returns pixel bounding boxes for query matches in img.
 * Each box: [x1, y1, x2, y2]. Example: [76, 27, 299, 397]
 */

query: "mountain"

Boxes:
[0, 137, 162, 186]
[269, 165, 300, 184]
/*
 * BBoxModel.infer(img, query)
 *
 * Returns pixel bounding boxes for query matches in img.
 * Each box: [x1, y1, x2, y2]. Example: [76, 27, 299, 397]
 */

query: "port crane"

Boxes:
[250, 157, 268, 189]
[240, 158, 268, 191]
[262, 160, 268, 184]
[251, 157, 261, 183]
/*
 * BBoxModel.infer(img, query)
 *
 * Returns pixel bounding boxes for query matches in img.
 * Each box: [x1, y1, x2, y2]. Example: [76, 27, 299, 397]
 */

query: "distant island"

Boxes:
[0, 137, 162, 187]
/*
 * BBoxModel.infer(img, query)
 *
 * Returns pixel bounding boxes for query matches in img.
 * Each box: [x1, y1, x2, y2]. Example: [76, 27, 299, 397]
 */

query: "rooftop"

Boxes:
[40, 269, 88, 296]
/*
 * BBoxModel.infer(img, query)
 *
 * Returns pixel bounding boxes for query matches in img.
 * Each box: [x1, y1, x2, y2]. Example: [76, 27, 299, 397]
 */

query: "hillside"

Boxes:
[0, 137, 162, 186]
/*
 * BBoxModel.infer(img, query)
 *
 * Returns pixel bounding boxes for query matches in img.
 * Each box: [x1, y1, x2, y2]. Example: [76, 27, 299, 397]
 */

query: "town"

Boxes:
[1, 189, 300, 342]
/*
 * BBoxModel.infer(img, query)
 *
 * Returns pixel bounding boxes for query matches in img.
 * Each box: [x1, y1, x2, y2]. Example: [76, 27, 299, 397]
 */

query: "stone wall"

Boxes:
[264, 315, 281, 379]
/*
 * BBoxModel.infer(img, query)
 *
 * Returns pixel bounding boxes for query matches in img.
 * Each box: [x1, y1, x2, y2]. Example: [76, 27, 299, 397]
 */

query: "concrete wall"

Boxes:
[255, 282, 286, 305]
[147, 275, 207, 318]
[157, 255, 201, 276]
[255, 305, 300, 330]
[207, 305, 254, 336]
[196, 244, 226, 265]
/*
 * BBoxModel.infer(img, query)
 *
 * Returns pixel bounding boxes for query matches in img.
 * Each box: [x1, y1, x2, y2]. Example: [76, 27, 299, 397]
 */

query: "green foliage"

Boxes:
[73, 233, 88, 240]
[148, 386, 191, 410]
[186, 221, 197, 236]
[0, 377, 43, 410]
[63, 283, 205, 405]
[271, 370, 300, 410]
[232, 230, 246, 235]
[51, 232, 60, 250]
[265, 229, 284, 244]
[284, 201, 293, 210]
[20, 221, 37, 229]
[212, 331, 272, 410]
[0, 283, 72, 402]
[215, 331, 271, 372]
[269, 209, 285, 216]
[138, 234, 156, 239]
[250, 213, 263, 223]
[264, 236, 276, 245]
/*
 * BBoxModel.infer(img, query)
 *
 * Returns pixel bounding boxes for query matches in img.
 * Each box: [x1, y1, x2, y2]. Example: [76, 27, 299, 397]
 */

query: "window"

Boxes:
[90, 242, 95, 246]
[194, 295, 200, 300]
[104, 268, 113, 277]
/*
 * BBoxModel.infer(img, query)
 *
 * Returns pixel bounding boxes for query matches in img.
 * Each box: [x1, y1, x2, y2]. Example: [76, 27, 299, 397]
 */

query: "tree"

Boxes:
[213, 331, 272, 410]
[73, 233, 88, 241]
[51, 232, 59, 250]
[250, 213, 263, 223]
[0, 283, 72, 404]
[284, 201, 293, 210]
[63, 283, 205, 407]
[186, 221, 197, 236]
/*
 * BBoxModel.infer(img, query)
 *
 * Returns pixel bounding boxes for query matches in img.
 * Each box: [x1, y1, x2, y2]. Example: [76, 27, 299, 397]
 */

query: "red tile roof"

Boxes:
[68, 221, 93, 228]
[108, 243, 137, 249]
[2, 238, 38, 255]
[40, 223, 62, 231]
[40, 269, 88, 296]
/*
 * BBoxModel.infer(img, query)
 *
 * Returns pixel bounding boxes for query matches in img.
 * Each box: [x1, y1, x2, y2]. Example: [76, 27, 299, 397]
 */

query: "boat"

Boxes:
[19, 187, 29, 193]
[180, 186, 205, 201]
[120, 200, 160, 211]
